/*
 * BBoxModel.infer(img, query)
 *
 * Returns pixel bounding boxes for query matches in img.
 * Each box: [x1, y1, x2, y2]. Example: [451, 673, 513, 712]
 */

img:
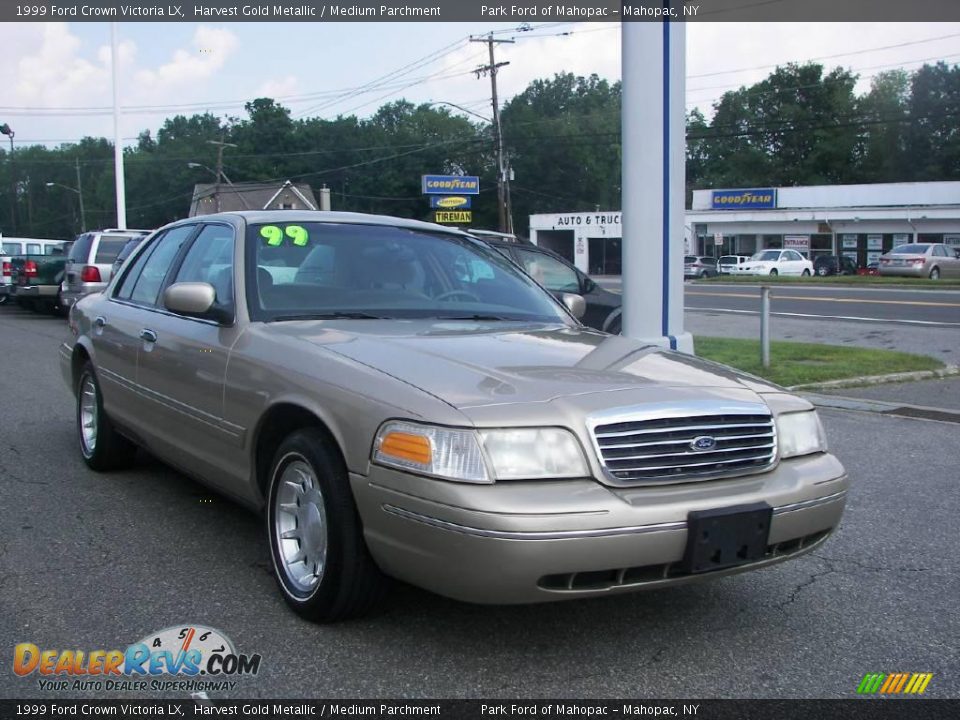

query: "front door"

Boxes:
[133, 223, 244, 492]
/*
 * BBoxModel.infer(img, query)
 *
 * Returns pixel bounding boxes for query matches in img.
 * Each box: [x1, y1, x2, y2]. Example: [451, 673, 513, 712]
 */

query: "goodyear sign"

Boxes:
[430, 195, 472, 209]
[435, 210, 472, 224]
[422, 175, 480, 195]
[711, 188, 777, 210]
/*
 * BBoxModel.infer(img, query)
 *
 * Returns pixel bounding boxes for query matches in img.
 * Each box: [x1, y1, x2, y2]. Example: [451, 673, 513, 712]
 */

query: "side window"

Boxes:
[933, 245, 947, 257]
[127, 225, 196, 306]
[26, 244, 41, 255]
[173, 225, 236, 307]
[515, 249, 580, 293]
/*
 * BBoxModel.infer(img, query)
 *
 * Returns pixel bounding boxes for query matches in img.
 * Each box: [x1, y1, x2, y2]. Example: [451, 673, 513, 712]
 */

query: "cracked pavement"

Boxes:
[1, 304, 957, 699]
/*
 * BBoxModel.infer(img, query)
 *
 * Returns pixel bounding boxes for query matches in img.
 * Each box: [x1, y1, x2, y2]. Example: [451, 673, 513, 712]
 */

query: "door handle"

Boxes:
[94, 316, 106, 328]
[139, 329, 157, 343]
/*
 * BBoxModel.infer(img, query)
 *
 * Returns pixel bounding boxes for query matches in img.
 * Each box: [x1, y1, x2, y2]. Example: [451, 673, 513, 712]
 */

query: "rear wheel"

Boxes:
[817, 266, 828, 276]
[801, 269, 811, 277]
[769, 269, 779, 276]
[266, 428, 388, 622]
[76, 362, 137, 471]
[929, 267, 940, 280]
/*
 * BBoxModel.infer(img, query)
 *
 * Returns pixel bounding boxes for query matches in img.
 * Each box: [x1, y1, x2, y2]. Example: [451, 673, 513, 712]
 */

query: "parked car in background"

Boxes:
[740, 250, 814, 277]
[61, 229, 151, 309]
[482, 236, 623, 333]
[1, 238, 67, 306]
[718, 255, 750, 274]
[684, 255, 719, 279]
[879, 243, 960, 279]
[62, 210, 847, 622]
[857, 262, 880, 276]
[111, 235, 150, 278]
[813, 255, 857, 277]
[9, 241, 73, 313]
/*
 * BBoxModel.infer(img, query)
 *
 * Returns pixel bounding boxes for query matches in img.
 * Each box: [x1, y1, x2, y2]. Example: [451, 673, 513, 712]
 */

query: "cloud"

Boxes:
[257, 75, 301, 99]
[133, 26, 238, 89]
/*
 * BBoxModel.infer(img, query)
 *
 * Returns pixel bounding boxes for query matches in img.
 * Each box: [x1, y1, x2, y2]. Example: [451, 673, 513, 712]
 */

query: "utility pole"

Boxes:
[471, 33, 513, 234]
[207, 137, 237, 213]
[75, 157, 86, 232]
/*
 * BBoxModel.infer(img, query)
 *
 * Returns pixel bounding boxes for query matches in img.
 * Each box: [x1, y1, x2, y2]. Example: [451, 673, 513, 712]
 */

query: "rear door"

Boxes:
[99, 224, 200, 433]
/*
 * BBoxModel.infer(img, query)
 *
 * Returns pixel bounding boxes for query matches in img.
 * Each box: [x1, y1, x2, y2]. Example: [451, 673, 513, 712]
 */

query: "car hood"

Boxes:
[271, 320, 780, 410]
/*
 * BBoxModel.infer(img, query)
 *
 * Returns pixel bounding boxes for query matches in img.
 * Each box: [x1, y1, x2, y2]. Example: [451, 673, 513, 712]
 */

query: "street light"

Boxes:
[425, 101, 513, 233]
[186, 161, 247, 211]
[46, 180, 86, 233]
[1, 123, 16, 233]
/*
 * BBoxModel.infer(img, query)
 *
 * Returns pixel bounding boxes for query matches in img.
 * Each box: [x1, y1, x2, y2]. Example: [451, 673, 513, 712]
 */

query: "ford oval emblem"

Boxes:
[691, 436, 717, 452]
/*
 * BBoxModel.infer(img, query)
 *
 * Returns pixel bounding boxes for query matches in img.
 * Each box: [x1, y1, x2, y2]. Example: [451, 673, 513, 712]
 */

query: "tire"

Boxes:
[0, 294, 8, 306]
[801, 269, 811, 277]
[76, 362, 138, 471]
[817, 266, 828, 276]
[606, 316, 622, 335]
[699, 270, 707, 279]
[266, 428, 388, 623]
[929, 267, 940, 280]
[769, 269, 779, 276]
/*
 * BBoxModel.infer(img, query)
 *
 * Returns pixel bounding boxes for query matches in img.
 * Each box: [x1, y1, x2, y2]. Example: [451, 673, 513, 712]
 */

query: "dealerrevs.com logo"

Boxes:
[14, 625, 262, 693]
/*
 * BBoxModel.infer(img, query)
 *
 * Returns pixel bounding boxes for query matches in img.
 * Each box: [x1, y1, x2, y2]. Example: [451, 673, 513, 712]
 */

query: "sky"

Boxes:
[1, 20, 959, 147]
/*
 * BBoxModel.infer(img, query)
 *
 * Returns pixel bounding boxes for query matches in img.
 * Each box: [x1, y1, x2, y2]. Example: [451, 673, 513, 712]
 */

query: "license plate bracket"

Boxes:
[681, 502, 772, 574]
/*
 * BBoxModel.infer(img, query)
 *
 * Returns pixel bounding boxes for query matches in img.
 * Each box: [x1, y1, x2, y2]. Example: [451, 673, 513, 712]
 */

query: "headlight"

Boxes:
[373, 421, 589, 483]
[776, 411, 827, 459]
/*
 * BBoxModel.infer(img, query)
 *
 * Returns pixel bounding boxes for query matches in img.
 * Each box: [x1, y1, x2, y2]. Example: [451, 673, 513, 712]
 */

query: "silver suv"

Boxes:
[61, 229, 151, 309]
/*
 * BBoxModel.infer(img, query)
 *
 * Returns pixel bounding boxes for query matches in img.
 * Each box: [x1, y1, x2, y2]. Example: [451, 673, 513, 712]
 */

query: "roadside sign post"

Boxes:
[760, 286, 771, 369]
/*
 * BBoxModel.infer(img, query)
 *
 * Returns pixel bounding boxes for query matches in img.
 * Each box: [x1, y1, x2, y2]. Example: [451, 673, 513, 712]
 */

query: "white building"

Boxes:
[528, 181, 960, 275]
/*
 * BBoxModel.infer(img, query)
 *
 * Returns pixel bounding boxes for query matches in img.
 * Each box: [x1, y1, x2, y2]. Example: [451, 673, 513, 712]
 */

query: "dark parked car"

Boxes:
[684, 255, 719, 279]
[483, 238, 623, 334]
[813, 255, 858, 276]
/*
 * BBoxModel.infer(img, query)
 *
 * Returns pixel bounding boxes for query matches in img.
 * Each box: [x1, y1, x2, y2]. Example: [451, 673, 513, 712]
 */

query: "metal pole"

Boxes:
[111, 23, 127, 229]
[620, 17, 692, 352]
[75, 157, 86, 232]
[760, 286, 771, 369]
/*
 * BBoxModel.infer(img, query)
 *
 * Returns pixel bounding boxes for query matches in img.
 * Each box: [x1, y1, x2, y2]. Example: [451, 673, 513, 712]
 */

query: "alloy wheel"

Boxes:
[273, 458, 329, 594]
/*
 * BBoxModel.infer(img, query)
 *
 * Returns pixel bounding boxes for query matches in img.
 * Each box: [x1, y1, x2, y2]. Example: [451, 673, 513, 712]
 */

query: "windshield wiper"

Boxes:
[268, 312, 384, 322]
[433, 314, 519, 321]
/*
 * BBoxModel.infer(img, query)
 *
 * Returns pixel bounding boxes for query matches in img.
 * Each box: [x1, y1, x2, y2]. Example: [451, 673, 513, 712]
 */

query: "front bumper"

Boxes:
[352, 452, 848, 604]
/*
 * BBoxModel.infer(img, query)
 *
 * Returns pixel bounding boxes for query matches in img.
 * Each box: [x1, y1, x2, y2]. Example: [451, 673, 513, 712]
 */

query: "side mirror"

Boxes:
[561, 292, 586, 320]
[580, 275, 597, 294]
[163, 282, 216, 318]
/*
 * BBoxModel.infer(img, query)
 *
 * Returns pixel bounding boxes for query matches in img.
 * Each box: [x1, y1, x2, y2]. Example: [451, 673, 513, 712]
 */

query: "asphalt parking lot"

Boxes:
[1, 305, 958, 700]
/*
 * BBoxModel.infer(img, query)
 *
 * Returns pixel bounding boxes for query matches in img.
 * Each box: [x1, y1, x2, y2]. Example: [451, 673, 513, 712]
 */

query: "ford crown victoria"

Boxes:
[61, 211, 848, 622]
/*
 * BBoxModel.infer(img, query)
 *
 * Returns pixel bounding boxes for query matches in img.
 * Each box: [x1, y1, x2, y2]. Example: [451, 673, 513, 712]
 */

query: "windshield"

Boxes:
[752, 250, 781, 261]
[890, 244, 929, 254]
[718, 256, 739, 264]
[245, 222, 572, 324]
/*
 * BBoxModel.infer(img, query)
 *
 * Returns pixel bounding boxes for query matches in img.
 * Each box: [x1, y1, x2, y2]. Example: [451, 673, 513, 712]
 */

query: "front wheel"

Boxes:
[266, 428, 387, 622]
[76, 362, 137, 471]
[929, 267, 940, 280]
[801, 269, 811, 277]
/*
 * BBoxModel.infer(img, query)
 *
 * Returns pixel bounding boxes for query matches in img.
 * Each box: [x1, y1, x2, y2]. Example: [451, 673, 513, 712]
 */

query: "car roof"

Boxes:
[190, 210, 470, 237]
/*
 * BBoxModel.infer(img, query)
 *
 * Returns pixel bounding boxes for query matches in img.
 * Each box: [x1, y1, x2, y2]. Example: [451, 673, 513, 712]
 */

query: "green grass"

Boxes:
[694, 336, 944, 387]
[696, 274, 960, 288]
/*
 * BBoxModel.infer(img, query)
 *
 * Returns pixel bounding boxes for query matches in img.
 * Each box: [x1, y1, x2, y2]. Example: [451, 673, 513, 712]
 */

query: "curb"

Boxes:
[786, 365, 960, 392]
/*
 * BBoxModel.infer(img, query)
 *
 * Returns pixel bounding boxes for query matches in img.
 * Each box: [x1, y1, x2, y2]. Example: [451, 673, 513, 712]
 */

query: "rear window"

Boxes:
[95, 238, 129, 263]
[68, 234, 94, 262]
[719, 256, 739, 264]
[2, 242, 22, 255]
[890, 244, 929, 254]
[684, 256, 697, 264]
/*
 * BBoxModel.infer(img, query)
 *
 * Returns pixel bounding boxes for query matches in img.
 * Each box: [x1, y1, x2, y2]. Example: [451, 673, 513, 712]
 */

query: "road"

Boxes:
[1, 305, 958, 699]
[596, 279, 960, 327]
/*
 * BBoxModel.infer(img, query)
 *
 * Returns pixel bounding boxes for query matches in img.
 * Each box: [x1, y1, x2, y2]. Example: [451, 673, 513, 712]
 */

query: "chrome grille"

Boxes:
[592, 408, 776, 484]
